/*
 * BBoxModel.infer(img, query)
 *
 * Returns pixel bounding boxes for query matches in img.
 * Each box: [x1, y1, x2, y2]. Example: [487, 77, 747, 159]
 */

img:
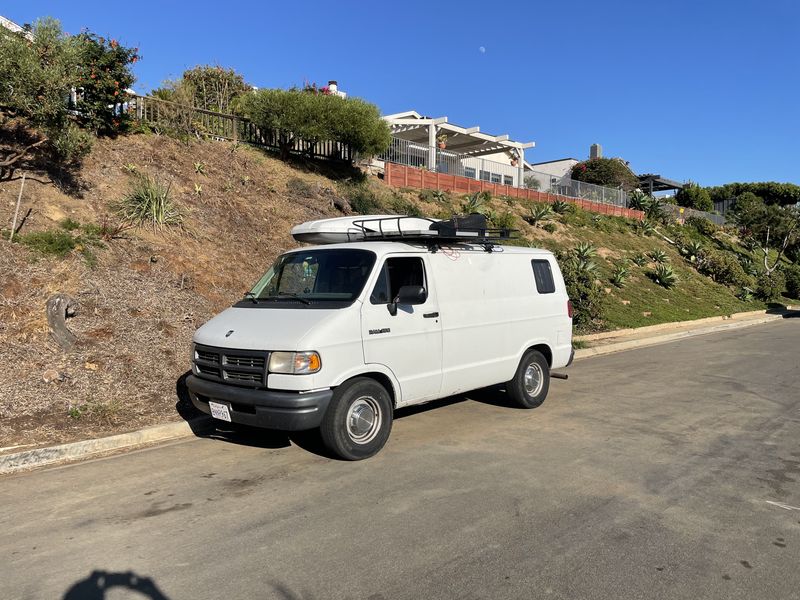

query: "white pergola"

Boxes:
[383, 111, 535, 185]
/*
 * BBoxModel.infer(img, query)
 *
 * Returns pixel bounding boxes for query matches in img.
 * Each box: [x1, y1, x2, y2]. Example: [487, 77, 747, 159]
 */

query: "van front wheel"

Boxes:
[320, 377, 393, 460]
[507, 350, 550, 409]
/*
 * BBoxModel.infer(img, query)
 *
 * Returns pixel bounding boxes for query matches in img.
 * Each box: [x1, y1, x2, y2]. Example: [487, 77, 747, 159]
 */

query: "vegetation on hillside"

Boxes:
[570, 157, 639, 191]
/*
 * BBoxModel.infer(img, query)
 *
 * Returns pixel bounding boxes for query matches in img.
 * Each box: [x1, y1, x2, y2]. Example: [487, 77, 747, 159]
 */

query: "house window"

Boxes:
[479, 170, 491, 182]
[531, 260, 555, 294]
[490, 173, 501, 184]
[503, 175, 514, 186]
[464, 166, 476, 179]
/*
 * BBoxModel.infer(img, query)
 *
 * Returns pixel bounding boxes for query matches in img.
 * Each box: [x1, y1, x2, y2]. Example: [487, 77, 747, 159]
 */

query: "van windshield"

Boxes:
[241, 249, 376, 308]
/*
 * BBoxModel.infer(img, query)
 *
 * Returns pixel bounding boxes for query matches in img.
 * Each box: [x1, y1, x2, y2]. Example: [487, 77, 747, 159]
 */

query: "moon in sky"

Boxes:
[479, 46, 486, 54]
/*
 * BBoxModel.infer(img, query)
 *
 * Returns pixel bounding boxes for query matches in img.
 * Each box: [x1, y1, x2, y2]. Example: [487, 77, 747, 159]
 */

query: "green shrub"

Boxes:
[551, 200, 572, 214]
[559, 253, 606, 330]
[59, 218, 81, 231]
[570, 158, 639, 191]
[648, 249, 668, 264]
[680, 240, 704, 263]
[488, 211, 516, 230]
[676, 182, 713, 211]
[236, 88, 391, 159]
[575, 242, 596, 261]
[526, 203, 552, 227]
[686, 216, 718, 237]
[344, 184, 382, 214]
[461, 191, 491, 214]
[696, 249, 751, 287]
[610, 264, 630, 288]
[650, 264, 677, 289]
[17, 230, 77, 257]
[542, 222, 558, 233]
[117, 174, 183, 227]
[630, 252, 648, 267]
[755, 270, 785, 301]
[389, 194, 422, 217]
[784, 264, 800, 299]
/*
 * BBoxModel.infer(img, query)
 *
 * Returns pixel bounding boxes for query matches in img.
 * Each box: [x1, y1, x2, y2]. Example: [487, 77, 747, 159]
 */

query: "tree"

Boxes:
[236, 89, 390, 160]
[73, 32, 139, 135]
[0, 18, 90, 177]
[570, 158, 639, 191]
[707, 182, 800, 207]
[730, 193, 800, 275]
[182, 65, 250, 113]
[675, 181, 713, 211]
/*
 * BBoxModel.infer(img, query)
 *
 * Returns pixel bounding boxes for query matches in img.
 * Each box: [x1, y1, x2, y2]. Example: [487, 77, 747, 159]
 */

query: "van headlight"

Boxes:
[269, 351, 321, 374]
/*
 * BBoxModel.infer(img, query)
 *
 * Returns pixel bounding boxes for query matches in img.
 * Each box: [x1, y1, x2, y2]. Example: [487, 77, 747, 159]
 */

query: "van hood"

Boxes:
[193, 306, 347, 351]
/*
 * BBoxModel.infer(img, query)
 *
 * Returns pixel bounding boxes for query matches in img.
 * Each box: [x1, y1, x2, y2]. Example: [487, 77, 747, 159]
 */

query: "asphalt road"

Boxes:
[2, 320, 800, 600]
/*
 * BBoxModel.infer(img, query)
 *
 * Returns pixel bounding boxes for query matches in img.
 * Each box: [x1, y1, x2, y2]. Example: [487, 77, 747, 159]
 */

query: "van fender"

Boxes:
[514, 339, 554, 373]
[330, 364, 402, 406]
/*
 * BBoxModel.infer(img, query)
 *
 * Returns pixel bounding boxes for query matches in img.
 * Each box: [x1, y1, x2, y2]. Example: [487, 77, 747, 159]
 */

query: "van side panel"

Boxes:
[431, 250, 570, 397]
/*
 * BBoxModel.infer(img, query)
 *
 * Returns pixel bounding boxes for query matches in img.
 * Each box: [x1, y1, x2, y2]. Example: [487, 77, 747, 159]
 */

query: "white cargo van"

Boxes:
[187, 215, 573, 459]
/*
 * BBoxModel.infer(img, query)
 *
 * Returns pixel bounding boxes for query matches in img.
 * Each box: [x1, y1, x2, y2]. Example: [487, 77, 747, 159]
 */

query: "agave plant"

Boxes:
[610, 264, 630, 288]
[635, 218, 656, 237]
[526, 203, 552, 227]
[739, 255, 759, 277]
[651, 264, 677, 289]
[628, 190, 648, 211]
[681, 240, 704, 263]
[737, 286, 755, 302]
[551, 199, 572, 215]
[630, 252, 648, 267]
[431, 189, 448, 203]
[573, 256, 598, 275]
[574, 242, 597, 261]
[461, 191, 491, 214]
[648, 249, 668, 264]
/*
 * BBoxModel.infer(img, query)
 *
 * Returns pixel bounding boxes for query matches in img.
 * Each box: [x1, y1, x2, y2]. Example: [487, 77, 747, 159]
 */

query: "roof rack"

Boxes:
[351, 215, 518, 249]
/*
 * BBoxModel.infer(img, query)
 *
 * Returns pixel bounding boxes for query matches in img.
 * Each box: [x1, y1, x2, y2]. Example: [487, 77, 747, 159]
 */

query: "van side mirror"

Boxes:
[387, 285, 427, 316]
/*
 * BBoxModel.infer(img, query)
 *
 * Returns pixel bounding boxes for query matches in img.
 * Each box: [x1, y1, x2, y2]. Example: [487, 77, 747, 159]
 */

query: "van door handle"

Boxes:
[423, 312, 439, 318]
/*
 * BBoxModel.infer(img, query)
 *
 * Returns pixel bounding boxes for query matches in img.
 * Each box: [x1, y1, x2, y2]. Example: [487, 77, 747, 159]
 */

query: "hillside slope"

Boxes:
[0, 133, 768, 448]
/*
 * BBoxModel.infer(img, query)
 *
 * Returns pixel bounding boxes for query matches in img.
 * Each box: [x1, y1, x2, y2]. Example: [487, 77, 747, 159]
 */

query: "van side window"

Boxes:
[531, 259, 556, 294]
[370, 257, 426, 304]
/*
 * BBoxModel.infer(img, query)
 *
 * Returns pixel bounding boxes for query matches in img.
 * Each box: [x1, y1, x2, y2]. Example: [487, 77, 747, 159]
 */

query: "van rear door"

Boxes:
[361, 255, 442, 405]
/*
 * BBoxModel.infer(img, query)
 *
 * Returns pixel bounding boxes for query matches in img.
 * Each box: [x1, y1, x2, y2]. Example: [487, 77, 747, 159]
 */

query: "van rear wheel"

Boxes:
[507, 350, 550, 409]
[320, 377, 393, 460]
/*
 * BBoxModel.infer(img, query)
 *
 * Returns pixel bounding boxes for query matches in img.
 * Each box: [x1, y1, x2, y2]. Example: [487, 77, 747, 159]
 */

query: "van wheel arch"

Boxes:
[526, 343, 552, 367]
[337, 372, 398, 408]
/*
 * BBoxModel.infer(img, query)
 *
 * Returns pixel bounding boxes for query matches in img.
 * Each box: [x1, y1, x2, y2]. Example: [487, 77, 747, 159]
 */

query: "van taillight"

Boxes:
[567, 300, 574, 319]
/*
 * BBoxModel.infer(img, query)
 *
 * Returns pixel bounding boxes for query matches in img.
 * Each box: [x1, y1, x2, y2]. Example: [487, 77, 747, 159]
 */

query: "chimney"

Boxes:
[328, 80, 338, 94]
[590, 143, 602, 159]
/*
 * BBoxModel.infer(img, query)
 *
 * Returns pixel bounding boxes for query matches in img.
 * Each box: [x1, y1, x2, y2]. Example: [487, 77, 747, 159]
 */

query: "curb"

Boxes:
[573, 314, 782, 361]
[0, 417, 213, 476]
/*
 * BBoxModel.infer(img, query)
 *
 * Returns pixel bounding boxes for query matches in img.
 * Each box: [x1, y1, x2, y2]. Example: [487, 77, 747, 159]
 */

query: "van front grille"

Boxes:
[193, 344, 268, 388]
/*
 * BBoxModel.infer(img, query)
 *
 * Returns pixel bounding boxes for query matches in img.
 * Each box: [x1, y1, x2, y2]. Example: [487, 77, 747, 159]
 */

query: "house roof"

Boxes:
[383, 111, 535, 158]
[638, 174, 684, 192]
[528, 158, 579, 166]
[0, 15, 33, 40]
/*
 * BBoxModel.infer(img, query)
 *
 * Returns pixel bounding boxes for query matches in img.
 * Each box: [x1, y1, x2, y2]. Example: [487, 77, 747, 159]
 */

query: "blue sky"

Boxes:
[7, 0, 800, 186]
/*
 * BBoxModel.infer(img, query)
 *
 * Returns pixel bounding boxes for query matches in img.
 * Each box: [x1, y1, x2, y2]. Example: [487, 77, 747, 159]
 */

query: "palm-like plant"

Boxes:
[526, 203, 552, 227]
[575, 242, 597, 261]
[681, 240, 704, 263]
[630, 252, 648, 267]
[610, 264, 630, 288]
[651, 264, 677, 288]
[648, 249, 668, 264]
[551, 199, 572, 214]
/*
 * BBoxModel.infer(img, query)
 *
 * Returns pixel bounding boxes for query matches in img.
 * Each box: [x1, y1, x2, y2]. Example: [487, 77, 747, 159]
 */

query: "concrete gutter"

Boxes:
[2, 308, 795, 476]
[0, 417, 213, 476]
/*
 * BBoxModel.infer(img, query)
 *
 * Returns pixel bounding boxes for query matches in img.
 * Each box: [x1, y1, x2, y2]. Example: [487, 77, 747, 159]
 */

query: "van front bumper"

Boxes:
[186, 374, 332, 431]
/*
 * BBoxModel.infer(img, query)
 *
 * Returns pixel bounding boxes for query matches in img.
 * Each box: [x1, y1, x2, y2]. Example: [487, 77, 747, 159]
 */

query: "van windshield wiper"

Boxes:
[261, 292, 311, 305]
[243, 291, 259, 304]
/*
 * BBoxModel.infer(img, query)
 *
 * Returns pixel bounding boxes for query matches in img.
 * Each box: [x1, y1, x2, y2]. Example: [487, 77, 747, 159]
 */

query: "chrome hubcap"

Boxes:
[346, 396, 381, 444]
[523, 363, 543, 397]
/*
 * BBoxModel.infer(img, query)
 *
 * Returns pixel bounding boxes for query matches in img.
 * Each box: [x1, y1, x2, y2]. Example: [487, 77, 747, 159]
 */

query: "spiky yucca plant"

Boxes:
[551, 199, 572, 214]
[117, 174, 183, 228]
[610, 264, 630, 288]
[648, 249, 668, 264]
[651, 264, 677, 289]
[575, 242, 597, 261]
[526, 203, 552, 227]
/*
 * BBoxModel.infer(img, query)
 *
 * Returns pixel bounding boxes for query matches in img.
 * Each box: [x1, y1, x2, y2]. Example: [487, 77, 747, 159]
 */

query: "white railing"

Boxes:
[380, 137, 628, 207]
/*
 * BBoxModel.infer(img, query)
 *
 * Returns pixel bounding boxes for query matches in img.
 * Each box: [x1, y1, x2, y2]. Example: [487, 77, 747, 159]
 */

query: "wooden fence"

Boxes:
[132, 95, 353, 162]
[384, 163, 646, 220]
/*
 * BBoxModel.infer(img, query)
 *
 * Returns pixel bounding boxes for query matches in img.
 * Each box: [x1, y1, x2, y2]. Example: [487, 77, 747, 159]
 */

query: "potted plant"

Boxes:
[436, 132, 448, 149]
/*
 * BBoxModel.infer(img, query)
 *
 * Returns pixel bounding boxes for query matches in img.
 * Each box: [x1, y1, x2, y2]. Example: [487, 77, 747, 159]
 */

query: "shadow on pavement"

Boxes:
[63, 570, 170, 599]
[766, 304, 800, 318]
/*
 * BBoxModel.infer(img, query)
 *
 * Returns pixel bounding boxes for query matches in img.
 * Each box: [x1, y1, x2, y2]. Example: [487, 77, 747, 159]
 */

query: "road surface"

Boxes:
[2, 319, 799, 599]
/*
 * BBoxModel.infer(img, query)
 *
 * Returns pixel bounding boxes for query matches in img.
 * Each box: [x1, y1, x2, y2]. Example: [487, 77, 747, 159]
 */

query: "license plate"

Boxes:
[208, 401, 232, 422]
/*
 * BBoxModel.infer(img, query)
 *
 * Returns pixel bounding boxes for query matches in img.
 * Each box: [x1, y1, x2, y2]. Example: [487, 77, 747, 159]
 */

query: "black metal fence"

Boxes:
[132, 95, 353, 162]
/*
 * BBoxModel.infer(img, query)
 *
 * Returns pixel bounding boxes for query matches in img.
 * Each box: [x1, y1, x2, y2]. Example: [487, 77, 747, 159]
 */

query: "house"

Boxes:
[379, 111, 535, 188]
[525, 158, 579, 190]
[0, 15, 33, 40]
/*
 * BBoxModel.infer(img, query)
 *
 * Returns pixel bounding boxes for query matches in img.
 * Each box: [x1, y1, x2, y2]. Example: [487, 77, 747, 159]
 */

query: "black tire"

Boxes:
[506, 350, 550, 409]
[320, 377, 393, 460]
